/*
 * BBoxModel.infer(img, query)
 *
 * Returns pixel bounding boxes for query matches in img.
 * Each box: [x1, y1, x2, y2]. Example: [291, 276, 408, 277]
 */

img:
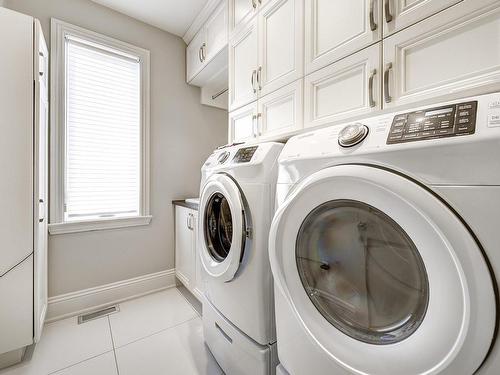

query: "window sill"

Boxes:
[48, 215, 152, 235]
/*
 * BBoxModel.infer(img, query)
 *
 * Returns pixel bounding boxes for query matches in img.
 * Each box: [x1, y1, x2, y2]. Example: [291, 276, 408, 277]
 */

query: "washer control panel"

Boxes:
[233, 146, 258, 163]
[387, 101, 477, 144]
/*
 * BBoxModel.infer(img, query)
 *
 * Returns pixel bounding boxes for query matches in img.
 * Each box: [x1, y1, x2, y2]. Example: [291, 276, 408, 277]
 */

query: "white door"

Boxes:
[205, 1, 228, 61]
[175, 206, 195, 287]
[257, 79, 303, 139]
[199, 174, 247, 282]
[269, 164, 496, 375]
[229, 19, 259, 111]
[34, 19, 48, 343]
[383, 0, 500, 108]
[383, 0, 462, 36]
[186, 28, 206, 82]
[304, 43, 381, 129]
[305, 0, 381, 75]
[229, 99, 258, 143]
[229, 0, 258, 37]
[257, 0, 304, 97]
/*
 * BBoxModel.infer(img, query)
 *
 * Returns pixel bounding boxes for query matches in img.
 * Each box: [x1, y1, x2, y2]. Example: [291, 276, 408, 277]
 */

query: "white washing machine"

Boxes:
[269, 92, 500, 375]
[199, 142, 283, 375]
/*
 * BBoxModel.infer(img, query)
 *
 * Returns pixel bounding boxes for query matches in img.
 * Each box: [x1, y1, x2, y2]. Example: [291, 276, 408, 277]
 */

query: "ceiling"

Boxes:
[91, 0, 208, 37]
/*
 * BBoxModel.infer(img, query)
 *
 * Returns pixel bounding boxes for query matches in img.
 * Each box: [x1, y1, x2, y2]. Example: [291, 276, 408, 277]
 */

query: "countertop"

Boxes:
[172, 199, 199, 211]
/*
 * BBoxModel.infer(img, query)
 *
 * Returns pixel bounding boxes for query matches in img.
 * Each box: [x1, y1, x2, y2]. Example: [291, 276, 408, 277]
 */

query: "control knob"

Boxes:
[338, 123, 369, 147]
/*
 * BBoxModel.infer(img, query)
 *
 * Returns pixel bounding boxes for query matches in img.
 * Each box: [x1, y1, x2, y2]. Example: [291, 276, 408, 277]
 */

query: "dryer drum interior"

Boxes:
[204, 192, 234, 262]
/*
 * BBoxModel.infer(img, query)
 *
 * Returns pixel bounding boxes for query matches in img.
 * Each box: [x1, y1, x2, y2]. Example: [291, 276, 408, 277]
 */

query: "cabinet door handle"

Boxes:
[369, 0, 377, 31]
[252, 114, 257, 138]
[201, 43, 207, 61]
[257, 113, 262, 136]
[384, 63, 393, 103]
[252, 0, 257, 9]
[251, 70, 257, 93]
[198, 46, 203, 63]
[257, 66, 262, 91]
[384, 0, 393, 23]
[186, 214, 191, 229]
[368, 69, 377, 108]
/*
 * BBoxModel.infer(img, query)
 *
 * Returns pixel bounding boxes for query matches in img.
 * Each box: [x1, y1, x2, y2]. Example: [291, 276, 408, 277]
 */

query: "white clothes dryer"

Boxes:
[199, 142, 283, 375]
[269, 92, 500, 375]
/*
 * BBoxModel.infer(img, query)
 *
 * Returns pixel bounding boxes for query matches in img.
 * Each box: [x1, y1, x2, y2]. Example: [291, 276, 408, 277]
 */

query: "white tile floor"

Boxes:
[0, 288, 223, 375]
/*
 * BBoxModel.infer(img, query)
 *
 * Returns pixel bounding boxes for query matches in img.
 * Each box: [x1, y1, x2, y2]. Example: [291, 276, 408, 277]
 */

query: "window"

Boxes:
[49, 19, 151, 234]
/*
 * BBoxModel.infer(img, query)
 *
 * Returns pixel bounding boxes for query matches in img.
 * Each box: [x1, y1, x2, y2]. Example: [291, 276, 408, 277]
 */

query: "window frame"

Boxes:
[49, 18, 151, 235]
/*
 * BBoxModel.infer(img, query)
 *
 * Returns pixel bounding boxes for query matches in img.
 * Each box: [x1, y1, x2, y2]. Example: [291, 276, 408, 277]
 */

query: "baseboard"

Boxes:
[46, 269, 176, 323]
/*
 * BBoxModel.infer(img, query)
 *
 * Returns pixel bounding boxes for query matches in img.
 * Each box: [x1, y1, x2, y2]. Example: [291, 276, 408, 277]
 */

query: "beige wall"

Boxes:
[3, 0, 228, 296]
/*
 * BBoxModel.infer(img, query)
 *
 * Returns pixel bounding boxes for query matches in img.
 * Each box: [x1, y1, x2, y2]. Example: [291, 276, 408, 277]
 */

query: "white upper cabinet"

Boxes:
[382, 0, 462, 36]
[383, 0, 500, 108]
[229, 101, 258, 143]
[257, 79, 303, 138]
[229, 19, 259, 110]
[205, 2, 228, 61]
[305, 0, 382, 74]
[258, 0, 304, 96]
[305, 43, 381, 128]
[229, 0, 264, 37]
[186, 29, 207, 82]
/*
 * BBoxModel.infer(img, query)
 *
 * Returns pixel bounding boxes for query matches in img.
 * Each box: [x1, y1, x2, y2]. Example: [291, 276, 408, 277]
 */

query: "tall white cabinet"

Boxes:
[0, 8, 48, 369]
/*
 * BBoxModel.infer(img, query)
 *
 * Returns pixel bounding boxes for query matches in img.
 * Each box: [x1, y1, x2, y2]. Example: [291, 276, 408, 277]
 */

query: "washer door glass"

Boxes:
[296, 199, 429, 345]
[205, 192, 234, 262]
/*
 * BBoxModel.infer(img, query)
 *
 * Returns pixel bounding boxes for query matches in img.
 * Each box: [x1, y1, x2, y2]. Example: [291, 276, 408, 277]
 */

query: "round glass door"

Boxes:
[204, 192, 234, 262]
[296, 199, 428, 345]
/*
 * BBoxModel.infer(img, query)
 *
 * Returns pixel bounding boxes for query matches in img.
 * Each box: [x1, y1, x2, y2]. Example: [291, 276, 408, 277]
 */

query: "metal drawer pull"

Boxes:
[252, 114, 257, 137]
[257, 113, 262, 136]
[251, 70, 257, 93]
[198, 46, 203, 63]
[257, 66, 262, 91]
[369, 69, 377, 108]
[369, 0, 377, 31]
[201, 43, 206, 61]
[384, 63, 392, 103]
[385, 0, 393, 23]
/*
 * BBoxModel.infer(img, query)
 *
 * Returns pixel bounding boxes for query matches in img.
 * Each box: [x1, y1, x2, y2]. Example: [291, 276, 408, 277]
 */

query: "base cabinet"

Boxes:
[174, 206, 202, 300]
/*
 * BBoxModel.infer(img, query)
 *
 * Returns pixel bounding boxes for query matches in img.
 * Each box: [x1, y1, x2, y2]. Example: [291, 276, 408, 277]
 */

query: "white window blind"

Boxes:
[65, 37, 141, 221]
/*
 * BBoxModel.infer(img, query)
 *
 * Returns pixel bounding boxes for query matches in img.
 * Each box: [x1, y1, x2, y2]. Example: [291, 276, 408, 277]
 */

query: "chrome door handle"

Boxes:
[252, 0, 257, 9]
[257, 113, 262, 136]
[384, 0, 393, 23]
[198, 46, 203, 63]
[257, 66, 262, 91]
[251, 70, 257, 93]
[369, 0, 377, 31]
[252, 114, 257, 137]
[368, 69, 377, 108]
[201, 43, 206, 61]
[384, 63, 393, 103]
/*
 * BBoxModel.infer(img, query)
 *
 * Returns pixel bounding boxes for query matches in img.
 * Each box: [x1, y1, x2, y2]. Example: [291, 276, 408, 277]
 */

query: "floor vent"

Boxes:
[77, 305, 120, 324]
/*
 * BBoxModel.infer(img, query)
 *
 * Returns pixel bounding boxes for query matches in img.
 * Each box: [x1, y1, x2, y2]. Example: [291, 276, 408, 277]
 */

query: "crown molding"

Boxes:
[183, 0, 223, 44]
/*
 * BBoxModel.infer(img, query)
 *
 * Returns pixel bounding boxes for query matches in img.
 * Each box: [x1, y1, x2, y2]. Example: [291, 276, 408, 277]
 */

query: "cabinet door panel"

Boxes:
[305, 44, 381, 128]
[258, 0, 304, 96]
[229, 101, 258, 143]
[206, 1, 228, 61]
[175, 207, 194, 287]
[258, 79, 303, 138]
[305, 0, 381, 74]
[186, 29, 206, 82]
[383, 0, 500, 108]
[230, 0, 257, 37]
[229, 20, 259, 110]
[383, 0, 462, 36]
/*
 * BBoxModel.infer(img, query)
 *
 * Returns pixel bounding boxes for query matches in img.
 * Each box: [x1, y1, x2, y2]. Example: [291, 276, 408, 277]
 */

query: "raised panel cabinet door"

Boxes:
[229, 19, 259, 111]
[206, 1, 228, 61]
[383, 0, 500, 109]
[229, 101, 258, 143]
[258, 0, 304, 97]
[34, 19, 49, 344]
[229, 0, 258, 37]
[304, 43, 381, 129]
[186, 29, 206, 82]
[257, 79, 303, 139]
[175, 206, 195, 288]
[382, 0, 462, 36]
[305, 0, 382, 75]
[192, 213, 204, 301]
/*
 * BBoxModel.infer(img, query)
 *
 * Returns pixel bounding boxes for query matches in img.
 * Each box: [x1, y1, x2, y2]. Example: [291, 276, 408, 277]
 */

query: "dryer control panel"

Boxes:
[387, 101, 477, 144]
[233, 146, 258, 163]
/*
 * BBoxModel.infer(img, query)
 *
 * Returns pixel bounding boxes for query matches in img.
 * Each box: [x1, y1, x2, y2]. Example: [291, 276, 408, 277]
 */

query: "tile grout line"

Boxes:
[46, 349, 115, 374]
[114, 315, 200, 351]
[107, 316, 120, 375]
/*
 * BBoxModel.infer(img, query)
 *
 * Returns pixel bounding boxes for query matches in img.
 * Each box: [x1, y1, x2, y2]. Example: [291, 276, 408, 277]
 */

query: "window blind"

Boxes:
[65, 37, 141, 221]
